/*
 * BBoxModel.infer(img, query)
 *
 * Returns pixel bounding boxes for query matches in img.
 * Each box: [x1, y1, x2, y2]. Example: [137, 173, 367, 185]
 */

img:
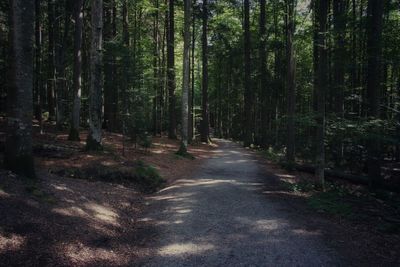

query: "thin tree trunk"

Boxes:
[315, 0, 328, 189]
[286, 0, 296, 163]
[200, 0, 209, 143]
[68, 0, 84, 141]
[178, 0, 191, 154]
[366, 0, 384, 188]
[259, 0, 268, 147]
[243, 0, 253, 147]
[5, 0, 35, 178]
[47, 0, 56, 119]
[167, 0, 177, 139]
[86, 0, 103, 150]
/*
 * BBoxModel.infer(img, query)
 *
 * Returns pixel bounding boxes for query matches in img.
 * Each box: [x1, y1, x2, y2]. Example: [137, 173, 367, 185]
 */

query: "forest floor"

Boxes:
[0, 122, 399, 265]
[0, 121, 216, 266]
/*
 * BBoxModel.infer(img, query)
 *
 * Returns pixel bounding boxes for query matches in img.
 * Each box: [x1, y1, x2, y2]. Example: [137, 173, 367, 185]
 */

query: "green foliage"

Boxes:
[308, 190, 352, 217]
[135, 160, 165, 192]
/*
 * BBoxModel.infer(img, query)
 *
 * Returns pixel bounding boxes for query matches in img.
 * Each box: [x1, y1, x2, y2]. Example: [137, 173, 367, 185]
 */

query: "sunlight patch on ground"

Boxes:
[85, 203, 119, 225]
[158, 242, 215, 256]
[51, 183, 75, 193]
[63, 242, 126, 265]
[0, 233, 25, 252]
[53, 206, 87, 217]
[292, 229, 322, 236]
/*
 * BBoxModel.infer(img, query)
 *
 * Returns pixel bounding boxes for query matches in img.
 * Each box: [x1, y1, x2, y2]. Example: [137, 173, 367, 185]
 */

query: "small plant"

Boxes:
[308, 190, 352, 217]
[135, 160, 165, 192]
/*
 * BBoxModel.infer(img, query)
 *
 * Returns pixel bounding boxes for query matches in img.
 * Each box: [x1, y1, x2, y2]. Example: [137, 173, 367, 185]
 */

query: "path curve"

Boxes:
[140, 140, 339, 266]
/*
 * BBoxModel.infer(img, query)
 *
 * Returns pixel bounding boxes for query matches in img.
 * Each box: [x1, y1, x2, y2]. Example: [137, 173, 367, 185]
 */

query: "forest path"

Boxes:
[139, 139, 339, 266]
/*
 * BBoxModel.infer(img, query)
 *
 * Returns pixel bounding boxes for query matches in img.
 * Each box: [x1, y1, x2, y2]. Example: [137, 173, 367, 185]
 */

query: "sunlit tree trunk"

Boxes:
[4, 0, 35, 178]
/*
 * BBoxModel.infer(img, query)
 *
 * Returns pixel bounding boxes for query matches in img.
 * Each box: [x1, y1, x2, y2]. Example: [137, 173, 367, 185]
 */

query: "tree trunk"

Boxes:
[366, 0, 384, 188]
[47, 0, 56, 119]
[103, 0, 118, 131]
[167, 0, 177, 139]
[286, 0, 296, 163]
[315, 0, 328, 189]
[68, 0, 84, 141]
[4, 0, 35, 178]
[259, 0, 268, 147]
[200, 0, 210, 143]
[243, 0, 253, 147]
[55, 1, 72, 129]
[34, 0, 43, 124]
[332, 0, 346, 116]
[178, 0, 191, 154]
[86, 0, 103, 151]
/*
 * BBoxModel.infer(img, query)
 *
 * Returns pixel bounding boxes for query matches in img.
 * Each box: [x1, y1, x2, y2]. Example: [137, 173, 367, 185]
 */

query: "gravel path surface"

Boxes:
[141, 140, 340, 266]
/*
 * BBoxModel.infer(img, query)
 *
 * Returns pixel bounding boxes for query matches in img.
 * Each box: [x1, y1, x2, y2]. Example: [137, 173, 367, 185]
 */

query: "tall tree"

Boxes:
[259, 0, 268, 147]
[68, 0, 84, 141]
[243, 0, 253, 147]
[34, 0, 43, 124]
[365, 0, 384, 188]
[315, 0, 328, 188]
[167, 0, 177, 139]
[332, 0, 347, 116]
[200, 0, 209, 143]
[55, 1, 72, 129]
[178, 0, 192, 154]
[286, 0, 296, 163]
[86, 0, 103, 150]
[4, 0, 35, 178]
[47, 0, 56, 119]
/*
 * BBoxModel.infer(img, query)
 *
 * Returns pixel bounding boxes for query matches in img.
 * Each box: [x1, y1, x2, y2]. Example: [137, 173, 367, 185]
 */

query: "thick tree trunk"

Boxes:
[366, 0, 384, 188]
[286, 0, 296, 163]
[86, 0, 103, 151]
[68, 0, 84, 141]
[5, 0, 35, 178]
[315, 0, 328, 189]
[178, 0, 191, 154]
[167, 0, 177, 139]
[243, 0, 253, 147]
[200, 0, 210, 143]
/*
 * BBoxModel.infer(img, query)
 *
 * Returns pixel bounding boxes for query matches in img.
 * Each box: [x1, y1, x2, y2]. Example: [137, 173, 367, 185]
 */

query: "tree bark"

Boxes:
[243, 0, 253, 147]
[259, 0, 268, 147]
[286, 0, 296, 163]
[47, 0, 56, 119]
[4, 0, 35, 178]
[167, 0, 177, 139]
[315, 0, 328, 189]
[178, 0, 191, 154]
[68, 0, 84, 141]
[86, 0, 103, 151]
[200, 0, 210, 143]
[366, 0, 384, 188]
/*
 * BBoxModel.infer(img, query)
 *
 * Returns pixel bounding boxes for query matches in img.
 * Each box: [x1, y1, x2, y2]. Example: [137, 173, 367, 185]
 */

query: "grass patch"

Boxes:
[51, 161, 165, 193]
[282, 181, 318, 193]
[308, 190, 352, 217]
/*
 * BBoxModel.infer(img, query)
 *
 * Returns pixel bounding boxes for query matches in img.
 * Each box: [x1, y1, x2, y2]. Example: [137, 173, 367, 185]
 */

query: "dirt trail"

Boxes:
[139, 140, 340, 266]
